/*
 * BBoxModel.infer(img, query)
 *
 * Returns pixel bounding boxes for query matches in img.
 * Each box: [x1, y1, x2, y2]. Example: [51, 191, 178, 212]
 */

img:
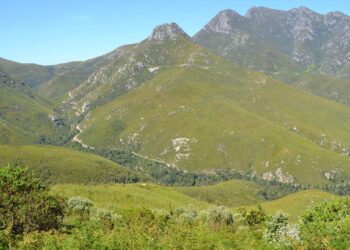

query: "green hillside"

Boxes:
[0, 145, 141, 184]
[0, 58, 53, 88]
[51, 183, 211, 210]
[245, 189, 336, 221]
[175, 180, 262, 207]
[0, 74, 68, 143]
[73, 31, 350, 185]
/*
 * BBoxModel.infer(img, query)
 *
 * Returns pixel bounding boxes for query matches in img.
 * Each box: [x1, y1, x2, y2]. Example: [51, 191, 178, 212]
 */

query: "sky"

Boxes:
[1, 0, 349, 65]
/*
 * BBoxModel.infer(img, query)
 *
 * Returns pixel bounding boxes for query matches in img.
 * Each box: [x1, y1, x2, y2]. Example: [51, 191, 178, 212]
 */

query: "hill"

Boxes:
[51, 183, 210, 210]
[175, 180, 262, 207]
[0, 145, 141, 184]
[244, 189, 336, 221]
[0, 72, 69, 144]
[71, 24, 350, 185]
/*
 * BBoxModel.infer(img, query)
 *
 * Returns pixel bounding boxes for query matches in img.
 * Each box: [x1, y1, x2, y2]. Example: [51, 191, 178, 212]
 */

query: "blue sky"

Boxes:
[1, 0, 349, 65]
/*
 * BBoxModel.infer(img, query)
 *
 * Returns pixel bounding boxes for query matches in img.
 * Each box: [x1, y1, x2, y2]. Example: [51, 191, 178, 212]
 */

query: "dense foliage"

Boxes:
[1, 166, 350, 249]
[0, 166, 64, 247]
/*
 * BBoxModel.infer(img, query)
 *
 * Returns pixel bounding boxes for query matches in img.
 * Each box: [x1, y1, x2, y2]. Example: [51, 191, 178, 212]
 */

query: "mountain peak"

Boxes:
[149, 23, 190, 41]
[201, 9, 243, 35]
[289, 6, 320, 17]
[245, 6, 286, 18]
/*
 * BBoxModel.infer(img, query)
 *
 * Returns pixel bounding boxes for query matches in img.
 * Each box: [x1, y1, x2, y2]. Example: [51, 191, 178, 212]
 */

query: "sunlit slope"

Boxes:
[76, 49, 350, 185]
[0, 145, 141, 184]
[244, 189, 336, 221]
[175, 180, 262, 207]
[0, 75, 64, 142]
[51, 183, 211, 210]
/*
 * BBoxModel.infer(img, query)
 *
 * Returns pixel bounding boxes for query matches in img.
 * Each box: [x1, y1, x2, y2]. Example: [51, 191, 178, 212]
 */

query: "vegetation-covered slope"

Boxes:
[51, 183, 210, 210]
[0, 73, 68, 143]
[73, 29, 350, 185]
[246, 189, 336, 221]
[175, 180, 262, 207]
[194, 9, 350, 106]
[0, 145, 141, 184]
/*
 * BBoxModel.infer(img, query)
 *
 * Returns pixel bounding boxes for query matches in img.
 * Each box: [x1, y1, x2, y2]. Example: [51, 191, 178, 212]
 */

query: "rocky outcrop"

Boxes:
[149, 23, 191, 41]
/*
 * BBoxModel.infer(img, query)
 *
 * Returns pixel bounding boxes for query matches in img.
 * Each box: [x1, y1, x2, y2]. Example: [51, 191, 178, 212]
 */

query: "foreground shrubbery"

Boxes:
[0, 166, 64, 247]
[2, 166, 350, 249]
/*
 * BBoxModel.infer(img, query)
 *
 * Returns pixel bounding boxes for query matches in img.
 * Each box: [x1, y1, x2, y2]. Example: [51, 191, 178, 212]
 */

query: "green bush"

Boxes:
[198, 206, 233, 226]
[67, 196, 94, 217]
[300, 198, 350, 249]
[90, 208, 121, 230]
[0, 166, 64, 237]
[240, 205, 267, 226]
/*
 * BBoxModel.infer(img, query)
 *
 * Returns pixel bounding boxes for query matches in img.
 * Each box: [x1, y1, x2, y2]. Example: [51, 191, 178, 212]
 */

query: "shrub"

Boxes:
[67, 196, 94, 217]
[240, 205, 266, 226]
[0, 166, 64, 237]
[198, 206, 233, 226]
[264, 212, 299, 246]
[300, 198, 350, 249]
[90, 208, 121, 229]
[175, 205, 198, 223]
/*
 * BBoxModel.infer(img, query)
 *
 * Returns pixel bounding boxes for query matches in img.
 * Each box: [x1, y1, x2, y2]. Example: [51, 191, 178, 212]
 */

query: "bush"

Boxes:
[300, 198, 350, 249]
[264, 212, 299, 246]
[90, 208, 121, 229]
[0, 166, 64, 237]
[240, 205, 266, 226]
[67, 196, 94, 217]
[198, 206, 233, 226]
[175, 205, 198, 223]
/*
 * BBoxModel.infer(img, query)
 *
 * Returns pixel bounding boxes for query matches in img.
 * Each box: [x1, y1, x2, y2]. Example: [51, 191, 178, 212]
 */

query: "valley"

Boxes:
[1, 4, 350, 249]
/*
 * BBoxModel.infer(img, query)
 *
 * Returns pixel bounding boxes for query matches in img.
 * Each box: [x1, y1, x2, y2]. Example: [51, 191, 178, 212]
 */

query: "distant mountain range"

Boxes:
[1, 6, 350, 186]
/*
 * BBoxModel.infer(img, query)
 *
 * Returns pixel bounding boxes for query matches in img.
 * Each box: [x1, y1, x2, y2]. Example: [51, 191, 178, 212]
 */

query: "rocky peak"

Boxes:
[202, 9, 243, 34]
[245, 6, 286, 19]
[149, 23, 190, 41]
[324, 11, 350, 29]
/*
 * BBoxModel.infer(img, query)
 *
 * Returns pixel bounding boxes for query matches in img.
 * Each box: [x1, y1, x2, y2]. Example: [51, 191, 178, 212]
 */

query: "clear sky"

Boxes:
[1, 0, 349, 65]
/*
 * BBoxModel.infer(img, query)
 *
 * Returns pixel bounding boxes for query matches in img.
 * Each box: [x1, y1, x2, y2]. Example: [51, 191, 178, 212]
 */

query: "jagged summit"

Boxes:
[245, 6, 287, 18]
[148, 23, 190, 41]
[199, 9, 243, 35]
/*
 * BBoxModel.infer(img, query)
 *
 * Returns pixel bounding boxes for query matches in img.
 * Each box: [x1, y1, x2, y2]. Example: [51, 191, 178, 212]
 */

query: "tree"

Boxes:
[0, 166, 64, 238]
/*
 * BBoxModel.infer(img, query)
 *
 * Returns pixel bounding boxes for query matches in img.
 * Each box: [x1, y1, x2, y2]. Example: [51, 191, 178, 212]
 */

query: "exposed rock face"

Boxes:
[262, 168, 295, 184]
[203, 9, 243, 34]
[149, 23, 191, 41]
[194, 6, 350, 77]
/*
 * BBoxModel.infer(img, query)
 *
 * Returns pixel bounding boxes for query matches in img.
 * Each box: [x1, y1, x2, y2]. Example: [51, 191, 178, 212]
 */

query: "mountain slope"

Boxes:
[66, 23, 195, 115]
[194, 7, 350, 78]
[0, 72, 67, 143]
[194, 8, 350, 105]
[0, 145, 141, 184]
[70, 24, 350, 185]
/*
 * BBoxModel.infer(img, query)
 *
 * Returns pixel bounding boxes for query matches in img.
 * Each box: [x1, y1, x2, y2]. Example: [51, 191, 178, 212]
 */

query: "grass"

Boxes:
[0, 145, 141, 185]
[76, 38, 350, 185]
[51, 182, 338, 222]
[243, 189, 337, 221]
[175, 180, 263, 207]
[0, 77, 65, 143]
[51, 183, 211, 210]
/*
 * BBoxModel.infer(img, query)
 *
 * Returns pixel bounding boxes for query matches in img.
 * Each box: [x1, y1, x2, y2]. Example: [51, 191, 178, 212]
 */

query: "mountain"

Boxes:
[193, 7, 350, 105]
[194, 7, 350, 77]
[66, 23, 350, 185]
[0, 72, 68, 144]
[66, 23, 194, 114]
